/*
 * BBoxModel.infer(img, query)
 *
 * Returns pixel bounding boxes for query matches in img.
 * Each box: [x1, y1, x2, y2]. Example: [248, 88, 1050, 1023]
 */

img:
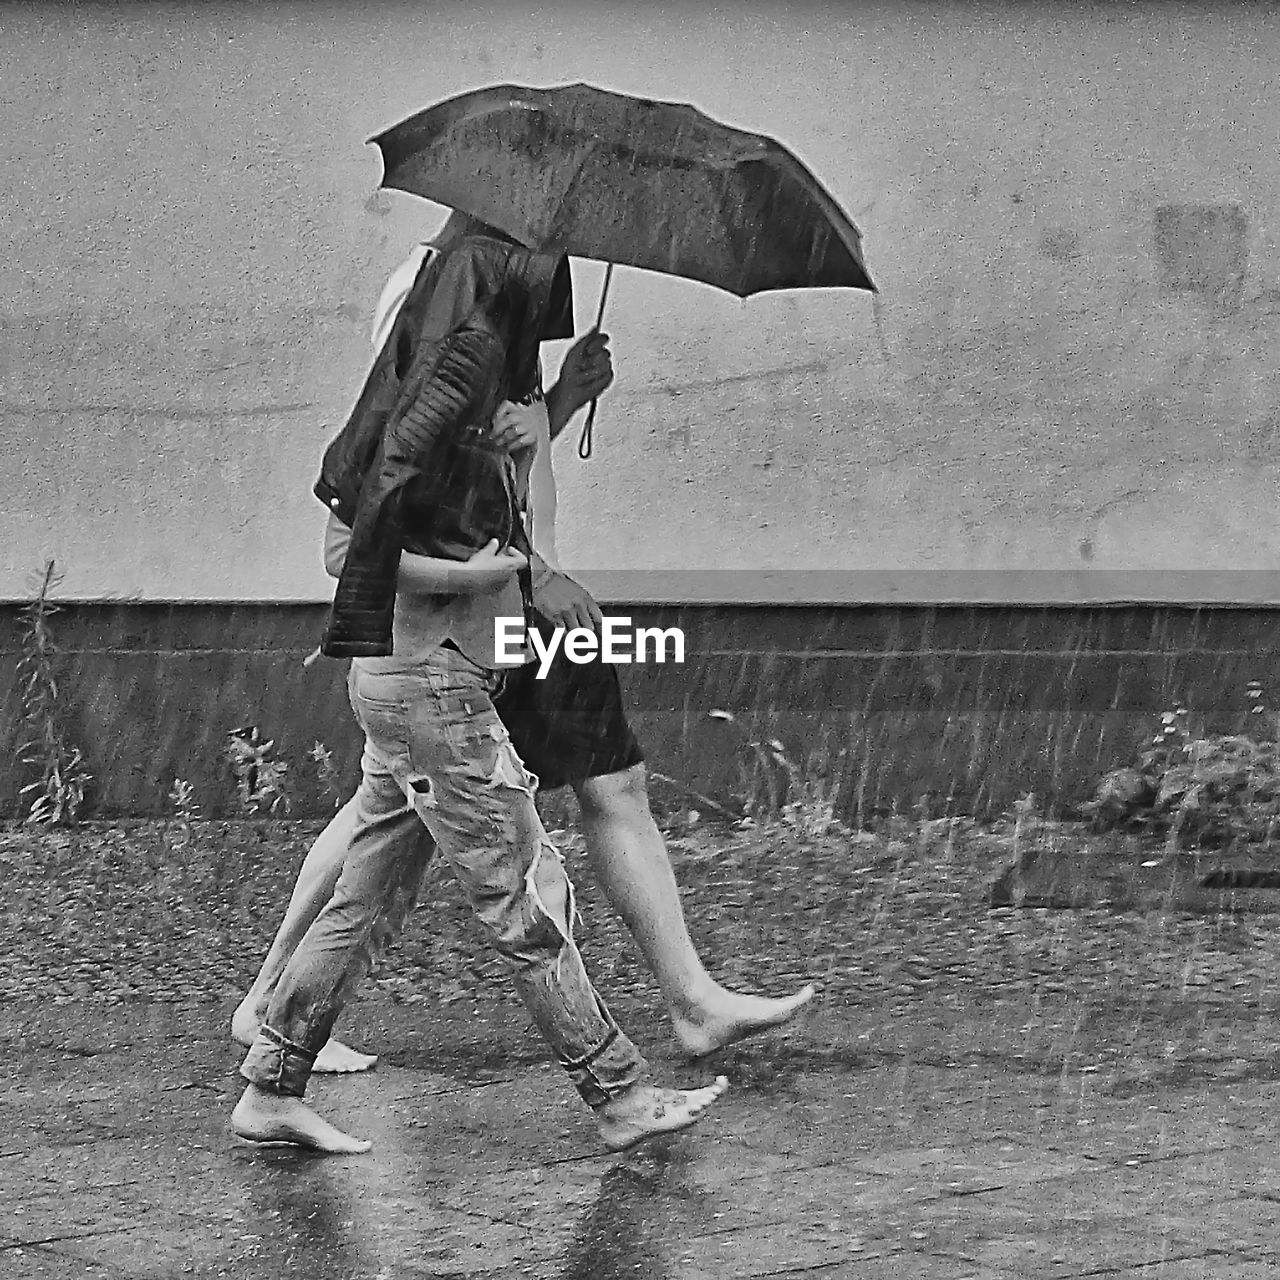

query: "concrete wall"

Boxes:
[5, 601, 1276, 818]
[3, 0, 1279, 604]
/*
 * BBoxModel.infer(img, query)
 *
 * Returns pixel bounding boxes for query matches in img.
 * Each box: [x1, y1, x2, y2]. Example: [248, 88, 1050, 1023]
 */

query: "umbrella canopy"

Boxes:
[370, 82, 875, 298]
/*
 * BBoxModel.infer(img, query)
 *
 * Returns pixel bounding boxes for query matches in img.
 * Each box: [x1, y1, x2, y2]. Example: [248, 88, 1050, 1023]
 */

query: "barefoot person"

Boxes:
[232, 216, 813, 1074]
[232, 224, 728, 1154]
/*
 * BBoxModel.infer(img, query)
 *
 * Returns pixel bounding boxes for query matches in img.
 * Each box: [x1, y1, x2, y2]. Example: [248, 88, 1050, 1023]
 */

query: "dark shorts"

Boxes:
[492, 614, 645, 791]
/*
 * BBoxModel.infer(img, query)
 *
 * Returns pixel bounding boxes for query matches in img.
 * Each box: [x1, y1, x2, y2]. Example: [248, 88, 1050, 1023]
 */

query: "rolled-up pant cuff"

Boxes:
[239, 1024, 316, 1098]
[562, 1027, 648, 1109]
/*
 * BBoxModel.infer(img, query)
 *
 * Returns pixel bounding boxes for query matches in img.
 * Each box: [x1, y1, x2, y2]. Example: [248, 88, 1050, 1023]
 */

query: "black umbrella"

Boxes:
[371, 82, 876, 455]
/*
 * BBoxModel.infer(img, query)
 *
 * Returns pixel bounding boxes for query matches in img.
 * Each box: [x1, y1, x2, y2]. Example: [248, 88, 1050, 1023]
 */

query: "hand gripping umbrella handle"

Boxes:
[577, 262, 613, 460]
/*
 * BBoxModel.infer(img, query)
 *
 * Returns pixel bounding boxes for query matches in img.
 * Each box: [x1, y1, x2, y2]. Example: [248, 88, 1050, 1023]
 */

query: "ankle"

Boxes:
[668, 985, 729, 1023]
[596, 1076, 649, 1114]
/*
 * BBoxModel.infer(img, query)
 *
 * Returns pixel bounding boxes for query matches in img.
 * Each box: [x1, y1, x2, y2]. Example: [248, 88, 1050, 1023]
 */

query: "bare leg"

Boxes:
[231, 799, 379, 1073]
[239, 763, 810, 1066]
[482, 805, 732, 1153]
[574, 765, 814, 1057]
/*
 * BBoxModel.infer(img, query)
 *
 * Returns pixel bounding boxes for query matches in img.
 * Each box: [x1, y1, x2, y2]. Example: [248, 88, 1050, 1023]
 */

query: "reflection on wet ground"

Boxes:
[9, 815, 1280, 1276]
[4, 993, 1280, 1278]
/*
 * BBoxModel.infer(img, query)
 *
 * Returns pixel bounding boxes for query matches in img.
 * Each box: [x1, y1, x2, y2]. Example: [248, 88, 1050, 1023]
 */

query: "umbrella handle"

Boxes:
[578, 263, 614, 460]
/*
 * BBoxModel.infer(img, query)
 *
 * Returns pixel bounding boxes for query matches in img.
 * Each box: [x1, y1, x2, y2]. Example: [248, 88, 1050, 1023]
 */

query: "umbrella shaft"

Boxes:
[593, 262, 613, 332]
[578, 263, 613, 459]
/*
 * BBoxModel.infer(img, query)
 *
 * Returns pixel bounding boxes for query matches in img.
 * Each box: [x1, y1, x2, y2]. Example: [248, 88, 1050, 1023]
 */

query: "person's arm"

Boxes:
[527, 548, 603, 632]
[527, 547, 561, 594]
[545, 331, 614, 441]
[324, 512, 524, 596]
[544, 380, 578, 442]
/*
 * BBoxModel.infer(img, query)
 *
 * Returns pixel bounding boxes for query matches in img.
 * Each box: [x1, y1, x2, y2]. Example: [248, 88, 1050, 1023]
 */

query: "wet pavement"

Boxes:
[4, 990, 1280, 1279]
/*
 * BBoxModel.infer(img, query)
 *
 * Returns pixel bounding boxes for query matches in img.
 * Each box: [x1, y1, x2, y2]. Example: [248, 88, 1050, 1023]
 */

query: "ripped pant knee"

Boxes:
[525, 837, 574, 941]
[475, 838, 580, 972]
[487, 732, 540, 797]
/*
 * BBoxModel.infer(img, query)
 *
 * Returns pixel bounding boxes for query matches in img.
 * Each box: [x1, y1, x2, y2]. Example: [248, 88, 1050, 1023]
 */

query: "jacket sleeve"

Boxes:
[321, 324, 505, 658]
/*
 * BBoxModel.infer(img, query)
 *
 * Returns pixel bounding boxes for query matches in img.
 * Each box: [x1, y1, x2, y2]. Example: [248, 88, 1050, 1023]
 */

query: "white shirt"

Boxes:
[371, 244, 561, 571]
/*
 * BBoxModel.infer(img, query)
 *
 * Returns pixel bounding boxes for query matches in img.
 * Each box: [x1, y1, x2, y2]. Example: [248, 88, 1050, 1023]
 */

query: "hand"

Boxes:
[457, 540, 528, 594]
[555, 331, 614, 417]
[489, 399, 546, 453]
[533, 571, 602, 632]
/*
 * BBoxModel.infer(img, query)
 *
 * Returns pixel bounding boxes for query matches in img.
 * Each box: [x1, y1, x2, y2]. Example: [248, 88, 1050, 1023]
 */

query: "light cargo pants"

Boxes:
[240, 643, 648, 1109]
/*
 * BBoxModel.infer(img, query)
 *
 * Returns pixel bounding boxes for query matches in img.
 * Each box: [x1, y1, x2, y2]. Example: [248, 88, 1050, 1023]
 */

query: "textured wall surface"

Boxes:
[4, 0, 1279, 604]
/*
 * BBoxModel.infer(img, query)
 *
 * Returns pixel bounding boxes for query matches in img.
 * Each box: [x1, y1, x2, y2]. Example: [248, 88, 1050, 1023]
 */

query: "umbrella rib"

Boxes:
[763, 143, 868, 263]
[543, 137, 601, 250]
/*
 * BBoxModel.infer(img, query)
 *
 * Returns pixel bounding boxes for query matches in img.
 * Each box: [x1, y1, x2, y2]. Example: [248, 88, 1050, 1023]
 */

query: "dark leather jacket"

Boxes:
[315, 231, 574, 658]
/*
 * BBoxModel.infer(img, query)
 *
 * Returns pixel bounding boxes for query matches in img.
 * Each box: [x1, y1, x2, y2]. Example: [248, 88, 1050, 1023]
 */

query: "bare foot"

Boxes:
[672, 984, 816, 1058]
[231, 1085, 372, 1155]
[230, 1002, 378, 1074]
[312, 1040, 379, 1073]
[596, 1076, 729, 1153]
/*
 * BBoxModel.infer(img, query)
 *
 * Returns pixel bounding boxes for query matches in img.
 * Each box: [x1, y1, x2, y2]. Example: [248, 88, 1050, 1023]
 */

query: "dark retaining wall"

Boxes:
[2, 603, 1277, 820]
